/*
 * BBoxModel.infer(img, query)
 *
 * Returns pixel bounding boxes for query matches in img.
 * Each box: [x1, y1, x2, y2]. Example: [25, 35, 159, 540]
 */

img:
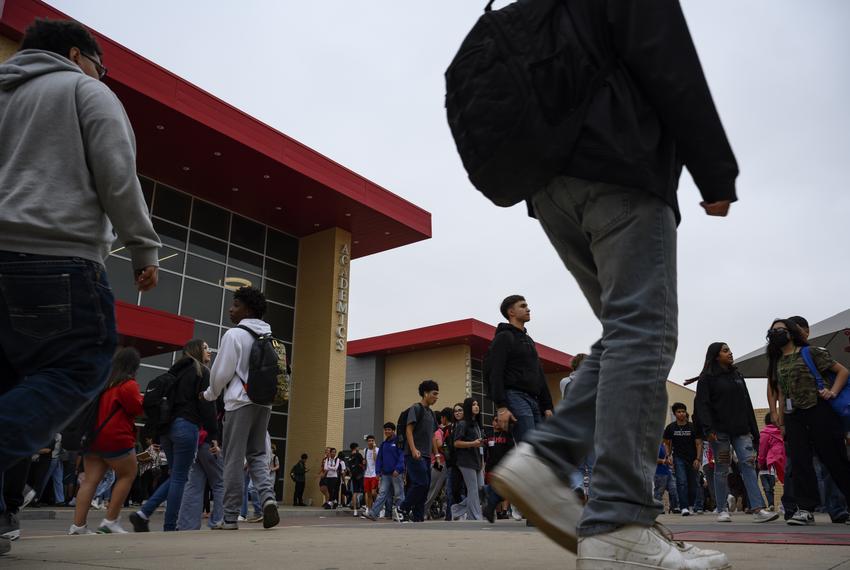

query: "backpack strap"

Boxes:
[799, 347, 826, 391]
[87, 402, 122, 450]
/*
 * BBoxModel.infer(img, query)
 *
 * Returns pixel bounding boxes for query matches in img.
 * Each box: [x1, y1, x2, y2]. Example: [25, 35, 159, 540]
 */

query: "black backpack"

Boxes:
[445, 0, 615, 207]
[142, 371, 180, 438]
[396, 403, 426, 451]
[62, 397, 120, 452]
[237, 325, 288, 406]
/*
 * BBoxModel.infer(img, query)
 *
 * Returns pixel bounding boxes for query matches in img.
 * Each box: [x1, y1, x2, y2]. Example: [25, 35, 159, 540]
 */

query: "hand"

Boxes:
[819, 388, 835, 400]
[198, 391, 205, 400]
[693, 459, 700, 470]
[475, 439, 485, 448]
[543, 409, 554, 419]
[700, 200, 731, 217]
[392, 470, 399, 478]
[497, 407, 516, 426]
[209, 440, 220, 455]
[412, 448, 422, 460]
[135, 265, 159, 292]
[707, 433, 717, 442]
[666, 456, 673, 467]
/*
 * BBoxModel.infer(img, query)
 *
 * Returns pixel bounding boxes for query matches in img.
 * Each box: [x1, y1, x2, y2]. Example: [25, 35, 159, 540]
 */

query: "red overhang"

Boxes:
[0, 0, 432, 259]
[115, 301, 195, 357]
[347, 319, 574, 374]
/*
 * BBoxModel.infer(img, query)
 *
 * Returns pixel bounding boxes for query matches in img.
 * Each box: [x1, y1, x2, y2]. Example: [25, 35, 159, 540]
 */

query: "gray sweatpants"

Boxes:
[222, 404, 274, 521]
[526, 177, 678, 537]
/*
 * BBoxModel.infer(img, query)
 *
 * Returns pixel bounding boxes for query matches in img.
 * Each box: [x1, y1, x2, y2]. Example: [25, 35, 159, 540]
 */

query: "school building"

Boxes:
[0, 0, 431, 502]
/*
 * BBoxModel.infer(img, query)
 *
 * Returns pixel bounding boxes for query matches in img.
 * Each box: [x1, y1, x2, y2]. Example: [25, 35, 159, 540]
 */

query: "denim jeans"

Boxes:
[673, 456, 698, 510]
[525, 178, 678, 537]
[711, 433, 765, 512]
[0, 253, 117, 501]
[177, 442, 224, 530]
[505, 389, 542, 444]
[653, 473, 679, 511]
[94, 469, 115, 501]
[41, 457, 65, 504]
[141, 417, 199, 530]
[815, 455, 849, 521]
[369, 473, 404, 516]
[399, 456, 431, 521]
[760, 474, 776, 508]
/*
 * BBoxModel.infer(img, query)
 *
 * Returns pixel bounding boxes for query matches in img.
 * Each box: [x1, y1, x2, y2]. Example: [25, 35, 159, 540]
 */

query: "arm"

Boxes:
[694, 439, 703, 470]
[375, 447, 383, 474]
[693, 378, 715, 439]
[757, 431, 769, 470]
[488, 332, 512, 408]
[536, 365, 554, 416]
[196, 369, 220, 442]
[608, 0, 738, 205]
[405, 422, 419, 459]
[76, 80, 161, 273]
[118, 380, 145, 417]
[826, 362, 849, 397]
[203, 331, 241, 401]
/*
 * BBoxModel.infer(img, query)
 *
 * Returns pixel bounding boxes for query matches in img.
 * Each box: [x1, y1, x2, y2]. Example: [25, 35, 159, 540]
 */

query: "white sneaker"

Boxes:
[726, 495, 735, 512]
[378, 508, 386, 518]
[681, 507, 691, 517]
[68, 524, 95, 535]
[511, 506, 523, 521]
[97, 518, 128, 534]
[237, 515, 247, 522]
[716, 512, 731, 523]
[90, 499, 102, 510]
[753, 510, 779, 523]
[577, 524, 731, 570]
[21, 487, 36, 509]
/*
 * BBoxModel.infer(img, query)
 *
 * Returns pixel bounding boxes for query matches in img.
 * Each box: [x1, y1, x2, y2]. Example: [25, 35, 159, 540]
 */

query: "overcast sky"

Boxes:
[47, 1, 850, 407]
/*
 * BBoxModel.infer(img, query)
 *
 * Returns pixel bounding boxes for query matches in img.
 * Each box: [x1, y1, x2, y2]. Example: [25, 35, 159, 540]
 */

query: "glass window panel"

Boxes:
[158, 246, 185, 273]
[265, 302, 294, 342]
[142, 351, 176, 369]
[265, 259, 297, 286]
[105, 255, 138, 304]
[188, 231, 227, 262]
[186, 255, 225, 285]
[267, 229, 298, 264]
[153, 218, 188, 250]
[228, 245, 263, 275]
[152, 184, 190, 226]
[272, 399, 289, 414]
[222, 290, 234, 326]
[181, 279, 224, 324]
[223, 268, 260, 292]
[193, 321, 220, 350]
[191, 200, 230, 240]
[136, 365, 168, 393]
[264, 280, 295, 307]
[268, 412, 288, 439]
[230, 215, 265, 252]
[139, 271, 181, 314]
[139, 175, 154, 211]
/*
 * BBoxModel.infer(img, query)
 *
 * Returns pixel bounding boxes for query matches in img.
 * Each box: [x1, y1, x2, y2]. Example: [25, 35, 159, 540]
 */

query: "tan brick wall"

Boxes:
[384, 345, 468, 420]
[753, 407, 782, 507]
[1, 34, 18, 62]
[284, 228, 351, 506]
[665, 381, 696, 424]
[547, 371, 566, 404]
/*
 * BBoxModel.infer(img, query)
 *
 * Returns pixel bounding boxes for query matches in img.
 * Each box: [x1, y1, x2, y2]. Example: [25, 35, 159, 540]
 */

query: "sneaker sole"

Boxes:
[0, 530, 20, 541]
[129, 513, 149, 533]
[262, 502, 280, 529]
[491, 443, 582, 554]
[577, 556, 731, 570]
[754, 512, 780, 523]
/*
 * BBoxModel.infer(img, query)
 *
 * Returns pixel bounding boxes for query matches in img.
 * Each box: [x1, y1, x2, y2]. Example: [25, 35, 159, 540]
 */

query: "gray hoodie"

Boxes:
[0, 49, 159, 270]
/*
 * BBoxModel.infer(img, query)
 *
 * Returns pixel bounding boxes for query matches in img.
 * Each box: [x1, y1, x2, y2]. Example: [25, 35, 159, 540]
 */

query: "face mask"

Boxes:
[767, 329, 790, 348]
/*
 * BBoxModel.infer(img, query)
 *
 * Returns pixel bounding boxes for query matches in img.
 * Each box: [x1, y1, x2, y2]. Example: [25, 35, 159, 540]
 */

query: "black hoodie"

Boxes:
[694, 369, 759, 442]
[487, 323, 553, 411]
[170, 357, 219, 442]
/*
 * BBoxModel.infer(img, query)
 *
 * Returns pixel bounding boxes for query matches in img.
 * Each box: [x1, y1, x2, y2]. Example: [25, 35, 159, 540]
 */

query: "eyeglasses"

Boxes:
[82, 53, 108, 80]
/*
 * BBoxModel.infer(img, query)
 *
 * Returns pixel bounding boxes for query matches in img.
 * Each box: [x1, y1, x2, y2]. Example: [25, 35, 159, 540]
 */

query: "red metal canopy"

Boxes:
[115, 301, 195, 357]
[347, 319, 574, 374]
[0, 0, 432, 259]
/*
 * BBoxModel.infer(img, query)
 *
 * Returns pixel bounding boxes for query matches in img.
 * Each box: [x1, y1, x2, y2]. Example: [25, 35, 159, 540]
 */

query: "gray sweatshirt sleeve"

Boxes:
[76, 79, 160, 270]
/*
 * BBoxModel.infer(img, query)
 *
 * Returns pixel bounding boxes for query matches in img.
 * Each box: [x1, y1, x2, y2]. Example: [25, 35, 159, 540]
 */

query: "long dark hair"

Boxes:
[182, 338, 207, 376]
[701, 342, 731, 377]
[105, 347, 141, 389]
[462, 397, 483, 429]
[765, 318, 808, 391]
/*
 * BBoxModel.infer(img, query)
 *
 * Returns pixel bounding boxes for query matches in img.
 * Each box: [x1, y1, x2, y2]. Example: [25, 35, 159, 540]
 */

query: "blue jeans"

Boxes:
[0, 253, 116, 506]
[760, 474, 776, 508]
[711, 433, 765, 512]
[505, 389, 542, 444]
[94, 469, 115, 501]
[177, 442, 224, 530]
[41, 457, 65, 504]
[815, 456, 849, 521]
[399, 456, 431, 521]
[525, 179, 678, 537]
[141, 418, 199, 530]
[370, 472, 404, 516]
[653, 473, 679, 511]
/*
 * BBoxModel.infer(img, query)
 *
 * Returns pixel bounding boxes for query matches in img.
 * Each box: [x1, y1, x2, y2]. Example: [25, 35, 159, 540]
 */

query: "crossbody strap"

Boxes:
[799, 347, 826, 391]
[88, 402, 122, 448]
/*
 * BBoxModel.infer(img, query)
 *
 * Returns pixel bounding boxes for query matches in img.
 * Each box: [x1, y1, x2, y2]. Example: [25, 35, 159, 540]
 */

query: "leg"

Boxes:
[711, 438, 732, 513]
[141, 433, 175, 519]
[104, 452, 137, 523]
[781, 449, 797, 518]
[162, 419, 198, 531]
[369, 475, 391, 516]
[665, 474, 679, 511]
[731, 435, 766, 511]
[760, 474, 775, 508]
[674, 457, 691, 511]
[221, 407, 251, 522]
[808, 403, 850, 513]
[73, 455, 108, 527]
[177, 454, 205, 531]
[243, 406, 274, 505]
[506, 390, 541, 444]
[50, 458, 65, 504]
[204, 447, 225, 526]
[784, 411, 819, 511]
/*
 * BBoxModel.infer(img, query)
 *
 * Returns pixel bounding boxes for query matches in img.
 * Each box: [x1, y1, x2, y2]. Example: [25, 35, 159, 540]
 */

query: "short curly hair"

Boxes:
[233, 286, 267, 318]
[20, 18, 102, 59]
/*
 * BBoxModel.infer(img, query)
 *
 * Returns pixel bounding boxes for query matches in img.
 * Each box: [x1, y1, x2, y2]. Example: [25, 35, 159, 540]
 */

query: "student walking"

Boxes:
[450, 398, 486, 521]
[131, 339, 218, 532]
[483, 416, 515, 522]
[397, 381, 439, 522]
[0, 18, 160, 555]
[766, 318, 850, 526]
[695, 342, 778, 523]
[320, 449, 345, 509]
[290, 454, 309, 506]
[347, 443, 365, 516]
[364, 423, 405, 521]
[654, 443, 679, 514]
[424, 409, 452, 519]
[363, 438, 379, 512]
[663, 404, 703, 517]
[202, 286, 280, 530]
[486, 3, 739, 566]
[70, 348, 144, 535]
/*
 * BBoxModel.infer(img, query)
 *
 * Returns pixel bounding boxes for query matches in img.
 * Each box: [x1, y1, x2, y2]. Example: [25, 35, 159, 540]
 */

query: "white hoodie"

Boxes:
[203, 318, 272, 411]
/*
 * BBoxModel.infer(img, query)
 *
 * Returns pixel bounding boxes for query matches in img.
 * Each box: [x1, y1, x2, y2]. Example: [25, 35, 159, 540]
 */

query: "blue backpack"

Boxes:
[800, 346, 850, 429]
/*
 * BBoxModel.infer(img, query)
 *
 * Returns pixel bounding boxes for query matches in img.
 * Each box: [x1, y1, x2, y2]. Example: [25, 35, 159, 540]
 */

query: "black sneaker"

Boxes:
[129, 512, 149, 532]
[0, 511, 20, 541]
[262, 499, 280, 529]
[483, 500, 496, 524]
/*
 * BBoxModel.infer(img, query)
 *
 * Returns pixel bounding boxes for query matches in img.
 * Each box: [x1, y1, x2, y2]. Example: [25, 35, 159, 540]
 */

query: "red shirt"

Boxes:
[89, 379, 144, 453]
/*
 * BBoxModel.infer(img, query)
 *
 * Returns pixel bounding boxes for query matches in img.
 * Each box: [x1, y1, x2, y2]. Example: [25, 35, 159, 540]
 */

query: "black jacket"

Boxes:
[170, 357, 219, 442]
[535, 0, 738, 223]
[694, 369, 759, 442]
[488, 323, 553, 411]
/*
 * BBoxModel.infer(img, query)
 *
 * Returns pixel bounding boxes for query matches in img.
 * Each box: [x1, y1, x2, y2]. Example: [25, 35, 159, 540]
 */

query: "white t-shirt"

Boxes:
[323, 457, 345, 479]
[364, 447, 378, 478]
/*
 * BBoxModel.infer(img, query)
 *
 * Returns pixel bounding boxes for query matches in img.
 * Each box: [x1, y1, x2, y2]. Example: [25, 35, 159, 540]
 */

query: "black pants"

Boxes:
[326, 478, 340, 504]
[293, 481, 305, 505]
[785, 400, 850, 511]
[2, 457, 30, 513]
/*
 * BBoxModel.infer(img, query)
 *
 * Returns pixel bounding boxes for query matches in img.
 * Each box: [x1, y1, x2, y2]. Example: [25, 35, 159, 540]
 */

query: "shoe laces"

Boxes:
[651, 522, 686, 549]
